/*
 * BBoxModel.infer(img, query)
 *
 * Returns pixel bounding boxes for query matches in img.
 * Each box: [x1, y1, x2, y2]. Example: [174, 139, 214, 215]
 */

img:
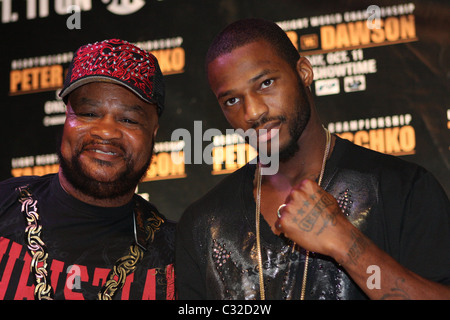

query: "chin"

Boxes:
[60, 159, 147, 200]
[87, 169, 125, 183]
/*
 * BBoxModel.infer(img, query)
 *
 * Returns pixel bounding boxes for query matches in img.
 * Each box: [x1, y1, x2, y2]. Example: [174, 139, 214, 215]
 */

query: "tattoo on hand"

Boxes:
[295, 191, 338, 235]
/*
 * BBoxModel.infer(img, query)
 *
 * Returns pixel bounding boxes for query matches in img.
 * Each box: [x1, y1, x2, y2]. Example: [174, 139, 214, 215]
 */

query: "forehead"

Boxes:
[70, 82, 139, 102]
[68, 82, 158, 114]
[207, 40, 292, 94]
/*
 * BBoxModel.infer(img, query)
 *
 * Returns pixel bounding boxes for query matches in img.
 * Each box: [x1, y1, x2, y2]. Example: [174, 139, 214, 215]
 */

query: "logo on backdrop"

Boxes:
[328, 113, 416, 156]
[0, 0, 147, 24]
[278, 3, 417, 97]
[102, 0, 146, 15]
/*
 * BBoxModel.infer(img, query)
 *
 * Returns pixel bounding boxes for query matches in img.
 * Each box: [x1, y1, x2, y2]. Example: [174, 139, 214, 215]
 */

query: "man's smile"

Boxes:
[81, 143, 125, 162]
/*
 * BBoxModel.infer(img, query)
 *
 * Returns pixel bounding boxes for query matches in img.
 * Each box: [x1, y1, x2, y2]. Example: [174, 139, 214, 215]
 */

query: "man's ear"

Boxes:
[153, 123, 159, 139]
[296, 57, 314, 87]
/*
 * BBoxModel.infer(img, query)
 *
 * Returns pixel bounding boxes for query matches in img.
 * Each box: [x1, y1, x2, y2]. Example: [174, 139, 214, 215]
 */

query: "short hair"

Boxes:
[206, 18, 300, 71]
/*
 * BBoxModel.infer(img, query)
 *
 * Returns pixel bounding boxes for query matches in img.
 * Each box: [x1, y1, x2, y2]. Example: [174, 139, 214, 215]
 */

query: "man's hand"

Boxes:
[275, 179, 450, 299]
[275, 179, 356, 260]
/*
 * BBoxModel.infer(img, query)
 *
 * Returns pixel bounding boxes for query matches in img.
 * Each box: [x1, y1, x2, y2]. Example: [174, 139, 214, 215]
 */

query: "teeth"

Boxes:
[94, 150, 116, 155]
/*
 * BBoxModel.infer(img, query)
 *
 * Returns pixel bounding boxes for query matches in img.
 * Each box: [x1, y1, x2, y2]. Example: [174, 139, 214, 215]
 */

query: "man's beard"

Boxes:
[57, 141, 152, 200]
[251, 78, 311, 162]
[278, 97, 311, 162]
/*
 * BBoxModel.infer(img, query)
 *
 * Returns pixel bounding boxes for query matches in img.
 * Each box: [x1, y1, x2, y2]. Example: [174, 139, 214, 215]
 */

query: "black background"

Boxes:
[1, 0, 448, 221]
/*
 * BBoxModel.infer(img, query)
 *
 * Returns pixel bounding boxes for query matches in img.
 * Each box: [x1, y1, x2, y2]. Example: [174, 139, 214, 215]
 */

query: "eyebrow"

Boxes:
[217, 68, 279, 100]
[126, 104, 147, 116]
[79, 97, 100, 106]
[249, 68, 276, 83]
[77, 97, 146, 115]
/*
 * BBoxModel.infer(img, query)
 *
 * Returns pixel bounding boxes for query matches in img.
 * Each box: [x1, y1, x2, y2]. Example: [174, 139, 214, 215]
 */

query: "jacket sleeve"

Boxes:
[175, 207, 207, 299]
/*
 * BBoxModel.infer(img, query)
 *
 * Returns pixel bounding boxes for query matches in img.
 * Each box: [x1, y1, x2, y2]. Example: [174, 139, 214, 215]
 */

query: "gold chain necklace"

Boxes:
[17, 186, 159, 300]
[255, 127, 331, 300]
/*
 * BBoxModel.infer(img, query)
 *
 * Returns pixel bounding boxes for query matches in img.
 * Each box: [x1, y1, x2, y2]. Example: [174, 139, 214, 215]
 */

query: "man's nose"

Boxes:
[243, 93, 268, 125]
[89, 115, 122, 140]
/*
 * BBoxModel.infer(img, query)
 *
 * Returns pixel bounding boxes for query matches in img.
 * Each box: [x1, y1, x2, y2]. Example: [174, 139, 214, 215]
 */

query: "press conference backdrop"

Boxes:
[1, 0, 449, 222]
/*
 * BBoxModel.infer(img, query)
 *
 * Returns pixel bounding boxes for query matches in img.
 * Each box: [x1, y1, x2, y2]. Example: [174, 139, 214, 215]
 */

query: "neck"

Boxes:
[255, 118, 334, 234]
[58, 170, 134, 207]
[263, 118, 334, 188]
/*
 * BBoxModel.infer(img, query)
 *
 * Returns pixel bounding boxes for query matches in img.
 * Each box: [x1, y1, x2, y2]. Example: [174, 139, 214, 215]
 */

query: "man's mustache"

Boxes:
[251, 115, 286, 130]
[76, 140, 127, 157]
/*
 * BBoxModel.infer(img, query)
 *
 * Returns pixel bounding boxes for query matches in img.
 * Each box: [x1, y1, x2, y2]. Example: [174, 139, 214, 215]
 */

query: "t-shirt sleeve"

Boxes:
[397, 170, 450, 284]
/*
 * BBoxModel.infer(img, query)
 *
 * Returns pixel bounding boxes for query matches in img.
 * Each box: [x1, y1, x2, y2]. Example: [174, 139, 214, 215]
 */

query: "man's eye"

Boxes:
[225, 97, 240, 107]
[121, 118, 138, 124]
[261, 79, 274, 89]
[79, 113, 97, 117]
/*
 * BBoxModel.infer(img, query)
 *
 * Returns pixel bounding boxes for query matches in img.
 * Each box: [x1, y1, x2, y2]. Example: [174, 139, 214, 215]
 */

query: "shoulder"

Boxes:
[335, 136, 426, 178]
[0, 173, 55, 191]
[133, 194, 176, 263]
[0, 175, 42, 190]
[0, 174, 55, 212]
[334, 137, 447, 202]
[178, 163, 253, 229]
[184, 164, 251, 213]
[133, 193, 176, 234]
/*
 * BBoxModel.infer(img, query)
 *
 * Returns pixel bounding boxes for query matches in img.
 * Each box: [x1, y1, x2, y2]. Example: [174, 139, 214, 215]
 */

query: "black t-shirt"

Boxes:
[0, 174, 175, 300]
[176, 136, 450, 299]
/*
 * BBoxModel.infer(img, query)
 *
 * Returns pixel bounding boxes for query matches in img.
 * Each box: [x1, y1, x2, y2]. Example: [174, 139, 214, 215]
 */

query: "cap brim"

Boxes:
[59, 75, 155, 106]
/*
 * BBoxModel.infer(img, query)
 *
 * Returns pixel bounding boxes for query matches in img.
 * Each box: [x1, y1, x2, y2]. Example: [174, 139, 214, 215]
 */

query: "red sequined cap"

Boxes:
[60, 39, 164, 116]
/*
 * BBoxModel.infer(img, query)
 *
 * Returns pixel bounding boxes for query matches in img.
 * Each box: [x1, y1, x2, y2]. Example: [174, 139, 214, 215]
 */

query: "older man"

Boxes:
[0, 39, 175, 300]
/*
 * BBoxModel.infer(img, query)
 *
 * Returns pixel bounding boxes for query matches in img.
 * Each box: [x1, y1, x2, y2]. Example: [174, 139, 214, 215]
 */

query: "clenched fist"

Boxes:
[275, 179, 354, 258]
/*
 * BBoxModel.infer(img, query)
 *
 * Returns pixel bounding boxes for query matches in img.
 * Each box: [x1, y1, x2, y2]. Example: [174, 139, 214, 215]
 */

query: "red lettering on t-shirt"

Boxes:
[92, 267, 110, 288]
[14, 252, 34, 300]
[141, 268, 156, 300]
[1, 238, 172, 300]
[0, 238, 20, 299]
[166, 264, 175, 300]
